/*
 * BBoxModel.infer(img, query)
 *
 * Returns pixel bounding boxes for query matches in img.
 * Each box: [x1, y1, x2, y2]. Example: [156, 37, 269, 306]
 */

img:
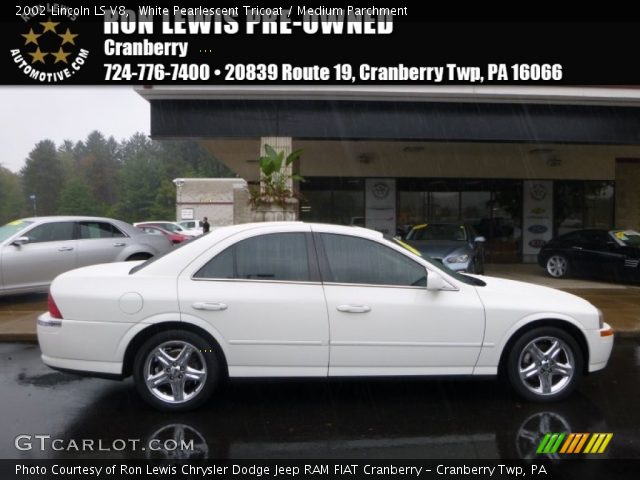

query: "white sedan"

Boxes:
[37, 223, 614, 411]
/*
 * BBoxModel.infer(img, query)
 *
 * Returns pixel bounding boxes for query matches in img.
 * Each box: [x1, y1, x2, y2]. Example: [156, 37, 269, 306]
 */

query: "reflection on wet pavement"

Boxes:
[0, 339, 638, 460]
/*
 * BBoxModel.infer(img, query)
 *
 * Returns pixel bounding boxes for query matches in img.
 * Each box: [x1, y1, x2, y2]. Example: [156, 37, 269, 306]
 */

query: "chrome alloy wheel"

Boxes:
[144, 341, 207, 404]
[518, 336, 575, 396]
[546, 255, 568, 278]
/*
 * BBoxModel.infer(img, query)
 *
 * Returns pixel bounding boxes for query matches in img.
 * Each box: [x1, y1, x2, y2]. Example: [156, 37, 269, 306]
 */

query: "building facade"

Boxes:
[137, 86, 640, 262]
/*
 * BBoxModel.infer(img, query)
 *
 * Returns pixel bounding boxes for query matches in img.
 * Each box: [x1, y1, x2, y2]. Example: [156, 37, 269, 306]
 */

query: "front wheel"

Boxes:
[546, 255, 570, 278]
[133, 330, 219, 411]
[506, 327, 583, 402]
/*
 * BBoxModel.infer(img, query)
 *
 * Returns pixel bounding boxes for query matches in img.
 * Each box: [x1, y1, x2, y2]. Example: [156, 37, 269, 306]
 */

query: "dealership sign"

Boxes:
[523, 181, 553, 260]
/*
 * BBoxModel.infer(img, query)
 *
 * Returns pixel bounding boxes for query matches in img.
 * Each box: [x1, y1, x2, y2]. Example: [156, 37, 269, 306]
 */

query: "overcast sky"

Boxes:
[0, 87, 150, 173]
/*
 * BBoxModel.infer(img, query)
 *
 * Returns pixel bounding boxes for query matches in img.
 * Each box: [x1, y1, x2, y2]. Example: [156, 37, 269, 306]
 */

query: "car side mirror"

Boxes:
[474, 236, 486, 244]
[11, 236, 29, 246]
[426, 270, 448, 291]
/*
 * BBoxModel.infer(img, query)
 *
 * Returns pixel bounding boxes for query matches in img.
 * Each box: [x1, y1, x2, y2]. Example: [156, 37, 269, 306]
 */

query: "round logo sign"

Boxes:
[529, 239, 547, 249]
[10, 7, 89, 83]
[529, 183, 547, 201]
[528, 225, 548, 234]
[372, 182, 390, 200]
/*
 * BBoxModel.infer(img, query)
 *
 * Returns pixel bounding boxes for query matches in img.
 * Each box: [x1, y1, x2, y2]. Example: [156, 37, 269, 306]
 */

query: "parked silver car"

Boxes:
[0, 216, 173, 296]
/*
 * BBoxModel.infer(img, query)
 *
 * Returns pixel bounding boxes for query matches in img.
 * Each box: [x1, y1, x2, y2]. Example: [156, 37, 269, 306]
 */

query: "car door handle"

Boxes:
[337, 305, 371, 314]
[58, 246, 74, 252]
[571, 246, 583, 250]
[113, 243, 126, 247]
[192, 302, 228, 311]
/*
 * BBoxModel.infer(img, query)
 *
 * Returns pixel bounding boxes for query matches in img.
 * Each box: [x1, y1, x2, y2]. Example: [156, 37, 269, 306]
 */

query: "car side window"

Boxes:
[560, 231, 585, 244]
[25, 222, 75, 244]
[320, 233, 427, 287]
[79, 221, 125, 239]
[195, 233, 310, 282]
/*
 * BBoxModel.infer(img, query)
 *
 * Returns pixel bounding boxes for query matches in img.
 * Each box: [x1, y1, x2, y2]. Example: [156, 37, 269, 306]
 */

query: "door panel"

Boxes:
[314, 231, 485, 376]
[76, 221, 131, 266]
[179, 280, 329, 376]
[178, 230, 329, 376]
[324, 284, 485, 375]
[1, 221, 77, 290]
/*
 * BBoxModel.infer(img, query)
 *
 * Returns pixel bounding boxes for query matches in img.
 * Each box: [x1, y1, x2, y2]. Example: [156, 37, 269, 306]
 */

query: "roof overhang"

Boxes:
[136, 85, 640, 107]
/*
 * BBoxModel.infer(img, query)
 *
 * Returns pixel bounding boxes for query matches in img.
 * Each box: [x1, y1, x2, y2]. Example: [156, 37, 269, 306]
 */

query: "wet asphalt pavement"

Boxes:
[1, 340, 639, 460]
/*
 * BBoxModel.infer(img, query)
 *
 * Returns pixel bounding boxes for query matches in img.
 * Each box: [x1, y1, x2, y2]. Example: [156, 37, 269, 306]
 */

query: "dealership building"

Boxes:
[136, 86, 640, 263]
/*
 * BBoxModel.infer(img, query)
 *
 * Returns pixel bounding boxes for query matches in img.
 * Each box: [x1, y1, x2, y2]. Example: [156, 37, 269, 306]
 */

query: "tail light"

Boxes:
[48, 293, 63, 319]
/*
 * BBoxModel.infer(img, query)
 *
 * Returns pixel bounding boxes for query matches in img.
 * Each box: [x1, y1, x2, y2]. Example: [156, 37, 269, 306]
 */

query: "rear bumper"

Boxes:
[37, 312, 127, 376]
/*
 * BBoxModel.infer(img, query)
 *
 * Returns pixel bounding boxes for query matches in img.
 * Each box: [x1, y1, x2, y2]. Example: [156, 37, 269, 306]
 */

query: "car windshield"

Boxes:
[406, 224, 468, 242]
[0, 219, 33, 243]
[389, 237, 485, 287]
[611, 230, 640, 247]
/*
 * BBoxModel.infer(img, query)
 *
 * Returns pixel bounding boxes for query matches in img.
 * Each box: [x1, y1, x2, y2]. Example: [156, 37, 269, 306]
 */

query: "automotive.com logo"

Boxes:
[537, 432, 613, 455]
[10, 5, 89, 83]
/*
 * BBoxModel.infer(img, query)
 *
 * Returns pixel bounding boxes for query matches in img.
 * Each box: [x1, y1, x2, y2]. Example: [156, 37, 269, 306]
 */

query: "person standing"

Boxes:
[201, 217, 210, 234]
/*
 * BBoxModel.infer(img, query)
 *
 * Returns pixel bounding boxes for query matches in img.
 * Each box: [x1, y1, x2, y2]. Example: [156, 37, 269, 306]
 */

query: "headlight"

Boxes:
[597, 308, 604, 329]
[446, 254, 469, 264]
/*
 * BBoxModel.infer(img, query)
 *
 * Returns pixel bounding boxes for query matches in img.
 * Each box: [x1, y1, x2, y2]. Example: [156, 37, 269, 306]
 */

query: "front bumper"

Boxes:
[586, 322, 615, 372]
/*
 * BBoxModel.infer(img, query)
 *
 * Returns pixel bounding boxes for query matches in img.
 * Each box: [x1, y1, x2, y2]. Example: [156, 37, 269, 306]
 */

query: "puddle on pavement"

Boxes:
[16, 371, 84, 387]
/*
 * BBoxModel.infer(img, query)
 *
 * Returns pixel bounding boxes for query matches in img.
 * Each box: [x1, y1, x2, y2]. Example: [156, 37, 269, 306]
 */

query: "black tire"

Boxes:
[545, 254, 570, 278]
[506, 327, 583, 402]
[133, 330, 220, 412]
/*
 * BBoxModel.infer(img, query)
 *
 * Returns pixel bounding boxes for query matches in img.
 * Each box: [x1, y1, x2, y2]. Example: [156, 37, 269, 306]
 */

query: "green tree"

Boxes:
[0, 166, 26, 224]
[57, 176, 100, 215]
[158, 140, 235, 178]
[20, 140, 66, 216]
[75, 131, 121, 209]
[112, 133, 165, 222]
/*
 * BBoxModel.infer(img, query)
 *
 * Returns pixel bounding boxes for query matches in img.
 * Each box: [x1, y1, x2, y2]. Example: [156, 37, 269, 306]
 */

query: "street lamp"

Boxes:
[29, 194, 36, 216]
[172, 179, 185, 221]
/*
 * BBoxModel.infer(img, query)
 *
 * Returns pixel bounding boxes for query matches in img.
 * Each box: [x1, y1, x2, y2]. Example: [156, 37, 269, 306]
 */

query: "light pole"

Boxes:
[172, 179, 185, 221]
[29, 194, 36, 216]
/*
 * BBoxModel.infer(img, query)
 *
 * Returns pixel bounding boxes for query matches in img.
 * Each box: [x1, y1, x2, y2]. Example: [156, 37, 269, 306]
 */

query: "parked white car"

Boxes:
[38, 223, 614, 411]
[178, 220, 204, 236]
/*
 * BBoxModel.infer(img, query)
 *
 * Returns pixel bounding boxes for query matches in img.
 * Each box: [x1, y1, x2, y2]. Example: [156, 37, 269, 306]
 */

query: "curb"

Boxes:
[0, 333, 38, 343]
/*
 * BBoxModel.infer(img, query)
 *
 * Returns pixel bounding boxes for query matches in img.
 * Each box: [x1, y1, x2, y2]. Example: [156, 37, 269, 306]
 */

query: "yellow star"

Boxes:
[52, 47, 71, 64]
[28, 47, 48, 64]
[58, 28, 78, 46]
[40, 18, 60, 34]
[21, 28, 41, 46]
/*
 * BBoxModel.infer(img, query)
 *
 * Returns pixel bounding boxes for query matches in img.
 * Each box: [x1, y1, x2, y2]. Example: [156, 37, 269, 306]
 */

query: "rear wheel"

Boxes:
[133, 330, 219, 411]
[506, 327, 582, 402]
[546, 255, 570, 278]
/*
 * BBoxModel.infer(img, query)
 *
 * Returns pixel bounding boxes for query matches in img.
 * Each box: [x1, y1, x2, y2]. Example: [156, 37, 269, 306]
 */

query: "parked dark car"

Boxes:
[538, 229, 640, 281]
[403, 223, 486, 274]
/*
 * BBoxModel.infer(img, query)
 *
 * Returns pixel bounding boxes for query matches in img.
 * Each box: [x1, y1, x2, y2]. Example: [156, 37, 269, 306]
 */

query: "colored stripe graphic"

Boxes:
[539, 433, 613, 455]
[537, 434, 552, 454]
